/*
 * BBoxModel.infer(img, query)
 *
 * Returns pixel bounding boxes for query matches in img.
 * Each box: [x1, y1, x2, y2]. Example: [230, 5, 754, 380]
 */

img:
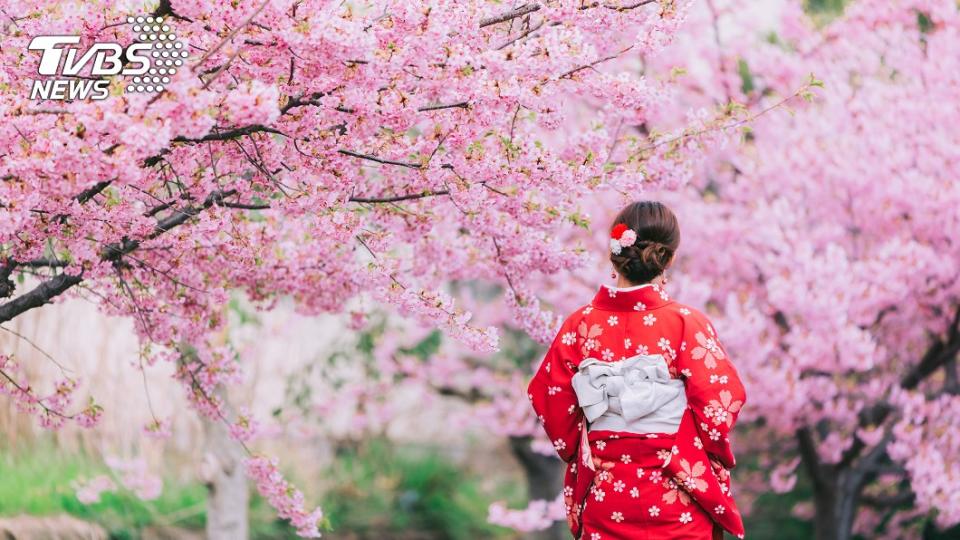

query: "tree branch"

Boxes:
[349, 190, 450, 204]
[480, 3, 541, 28]
[2, 180, 113, 297]
[837, 402, 892, 469]
[796, 427, 827, 490]
[0, 190, 238, 324]
[861, 491, 915, 509]
[827, 306, 959, 471]
[75, 180, 113, 204]
[337, 149, 423, 169]
[0, 273, 83, 324]
[417, 101, 470, 112]
[190, 0, 270, 72]
[901, 305, 960, 389]
[480, 0, 654, 28]
[172, 124, 285, 144]
[558, 46, 633, 79]
[0, 260, 16, 299]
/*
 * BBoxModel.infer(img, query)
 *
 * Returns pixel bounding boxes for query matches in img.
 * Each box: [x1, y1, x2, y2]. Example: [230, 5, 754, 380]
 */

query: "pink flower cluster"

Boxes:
[487, 496, 566, 532]
[0, 354, 101, 429]
[74, 456, 162, 504]
[75, 475, 115, 505]
[617, 0, 960, 534]
[245, 456, 324, 538]
[11, 0, 958, 536]
[228, 407, 261, 442]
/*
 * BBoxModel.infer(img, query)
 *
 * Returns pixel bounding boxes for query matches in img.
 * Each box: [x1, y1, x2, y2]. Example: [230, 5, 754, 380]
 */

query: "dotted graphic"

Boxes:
[123, 15, 188, 94]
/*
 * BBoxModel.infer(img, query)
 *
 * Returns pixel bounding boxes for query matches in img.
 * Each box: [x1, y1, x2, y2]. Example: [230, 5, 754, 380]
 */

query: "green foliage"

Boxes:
[917, 11, 934, 34]
[737, 58, 755, 95]
[803, 0, 847, 27]
[0, 441, 322, 539]
[804, 0, 847, 17]
[248, 495, 304, 540]
[926, 522, 960, 539]
[0, 442, 206, 538]
[736, 452, 960, 540]
[742, 484, 815, 539]
[321, 439, 519, 539]
[398, 330, 443, 361]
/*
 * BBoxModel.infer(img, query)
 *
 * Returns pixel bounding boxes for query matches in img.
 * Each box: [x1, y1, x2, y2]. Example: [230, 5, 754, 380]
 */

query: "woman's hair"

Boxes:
[609, 201, 680, 284]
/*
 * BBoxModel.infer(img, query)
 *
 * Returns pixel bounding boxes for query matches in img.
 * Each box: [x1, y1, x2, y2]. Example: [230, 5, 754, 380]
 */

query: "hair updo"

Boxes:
[609, 201, 680, 284]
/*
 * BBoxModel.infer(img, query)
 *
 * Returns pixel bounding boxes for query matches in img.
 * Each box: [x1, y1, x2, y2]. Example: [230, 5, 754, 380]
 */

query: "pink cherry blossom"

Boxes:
[2, 0, 956, 538]
[75, 475, 116, 505]
[245, 456, 324, 538]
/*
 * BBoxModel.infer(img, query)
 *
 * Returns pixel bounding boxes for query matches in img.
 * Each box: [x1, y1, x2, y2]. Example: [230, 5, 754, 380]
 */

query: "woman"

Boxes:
[528, 201, 746, 540]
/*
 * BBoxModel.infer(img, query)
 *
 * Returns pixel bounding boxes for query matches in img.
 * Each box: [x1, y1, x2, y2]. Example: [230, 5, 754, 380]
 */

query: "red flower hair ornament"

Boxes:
[609, 224, 637, 255]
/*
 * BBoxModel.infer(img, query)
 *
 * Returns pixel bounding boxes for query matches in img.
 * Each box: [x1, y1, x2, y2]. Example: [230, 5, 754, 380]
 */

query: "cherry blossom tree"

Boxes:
[646, 1, 960, 538]
[355, 1, 960, 539]
[271, 310, 570, 537]
[8, 1, 951, 539]
[0, 0, 730, 534]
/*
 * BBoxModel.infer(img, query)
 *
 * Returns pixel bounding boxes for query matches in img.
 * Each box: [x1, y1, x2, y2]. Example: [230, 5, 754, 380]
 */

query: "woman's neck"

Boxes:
[615, 275, 663, 289]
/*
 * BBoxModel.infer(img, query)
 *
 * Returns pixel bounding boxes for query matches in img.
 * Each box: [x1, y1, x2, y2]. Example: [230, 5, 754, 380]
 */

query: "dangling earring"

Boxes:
[611, 271, 617, 279]
[661, 273, 669, 285]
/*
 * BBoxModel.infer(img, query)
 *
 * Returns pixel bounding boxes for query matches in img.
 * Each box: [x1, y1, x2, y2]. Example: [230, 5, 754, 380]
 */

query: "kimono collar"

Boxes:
[591, 283, 672, 312]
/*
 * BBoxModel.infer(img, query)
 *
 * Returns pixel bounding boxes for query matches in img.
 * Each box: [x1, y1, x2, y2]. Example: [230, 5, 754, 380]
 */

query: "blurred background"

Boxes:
[3, 0, 960, 539]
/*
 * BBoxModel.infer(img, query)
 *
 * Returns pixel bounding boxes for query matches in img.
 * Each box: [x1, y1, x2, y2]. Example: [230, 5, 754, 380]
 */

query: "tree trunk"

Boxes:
[810, 468, 860, 540]
[798, 429, 864, 540]
[203, 419, 249, 540]
[509, 436, 567, 540]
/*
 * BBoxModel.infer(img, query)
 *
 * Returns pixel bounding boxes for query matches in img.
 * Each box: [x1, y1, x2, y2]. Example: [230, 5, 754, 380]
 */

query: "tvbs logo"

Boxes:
[28, 15, 188, 101]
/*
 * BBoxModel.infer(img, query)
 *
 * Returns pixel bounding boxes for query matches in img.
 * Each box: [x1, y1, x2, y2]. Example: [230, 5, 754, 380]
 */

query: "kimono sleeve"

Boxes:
[676, 309, 746, 469]
[527, 319, 583, 463]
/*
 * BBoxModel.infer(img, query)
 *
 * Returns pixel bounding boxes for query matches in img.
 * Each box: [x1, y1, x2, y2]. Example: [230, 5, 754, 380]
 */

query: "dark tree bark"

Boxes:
[789, 306, 960, 540]
[809, 469, 861, 540]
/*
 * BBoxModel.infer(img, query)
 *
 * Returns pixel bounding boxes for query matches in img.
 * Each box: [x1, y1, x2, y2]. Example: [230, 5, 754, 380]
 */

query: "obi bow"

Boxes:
[572, 354, 684, 423]
[571, 354, 686, 471]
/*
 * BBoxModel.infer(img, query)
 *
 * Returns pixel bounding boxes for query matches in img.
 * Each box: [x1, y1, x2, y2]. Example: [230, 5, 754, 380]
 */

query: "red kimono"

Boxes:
[528, 284, 746, 539]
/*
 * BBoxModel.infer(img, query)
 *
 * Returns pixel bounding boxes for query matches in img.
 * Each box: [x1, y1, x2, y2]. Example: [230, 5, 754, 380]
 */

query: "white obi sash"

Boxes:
[571, 354, 686, 434]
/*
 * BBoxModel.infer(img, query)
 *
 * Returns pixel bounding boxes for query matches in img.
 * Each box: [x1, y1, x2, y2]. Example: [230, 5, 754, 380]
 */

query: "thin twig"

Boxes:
[191, 0, 270, 72]
[480, 4, 541, 28]
[0, 324, 73, 374]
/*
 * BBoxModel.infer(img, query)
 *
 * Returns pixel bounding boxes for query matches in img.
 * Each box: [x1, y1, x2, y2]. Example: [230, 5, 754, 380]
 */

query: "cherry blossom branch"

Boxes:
[349, 190, 451, 204]
[606, 0, 658, 10]
[0, 324, 73, 374]
[173, 124, 285, 143]
[558, 46, 633, 79]
[190, 0, 271, 73]
[901, 305, 960, 389]
[16, 259, 67, 268]
[0, 262, 13, 298]
[337, 150, 422, 169]
[800, 305, 960, 480]
[0, 189, 242, 324]
[497, 19, 546, 50]
[0, 273, 84, 324]
[76, 180, 114, 204]
[626, 77, 821, 161]
[480, 4, 541, 28]
[417, 101, 470, 111]
[0, 366, 73, 419]
[480, 1, 655, 28]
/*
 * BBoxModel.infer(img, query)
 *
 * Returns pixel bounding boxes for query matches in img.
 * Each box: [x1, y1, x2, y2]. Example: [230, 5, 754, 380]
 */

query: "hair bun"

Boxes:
[637, 240, 672, 273]
[613, 241, 672, 283]
[608, 201, 680, 284]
